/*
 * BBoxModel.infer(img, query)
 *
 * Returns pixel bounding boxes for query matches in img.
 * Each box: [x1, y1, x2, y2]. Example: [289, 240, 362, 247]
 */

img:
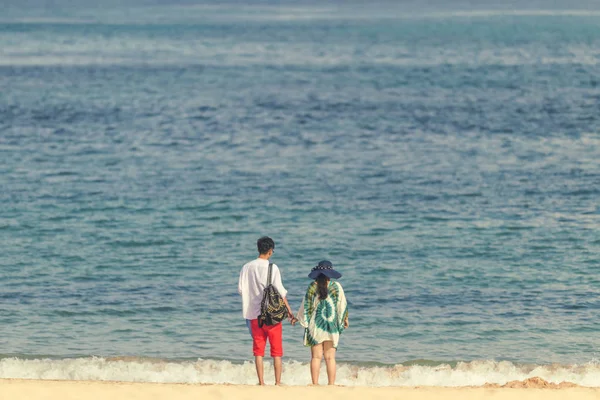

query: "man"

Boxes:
[238, 236, 295, 385]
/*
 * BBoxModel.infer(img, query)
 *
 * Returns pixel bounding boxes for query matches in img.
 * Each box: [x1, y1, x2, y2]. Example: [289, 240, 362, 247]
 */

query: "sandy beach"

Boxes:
[2, 379, 600, 400]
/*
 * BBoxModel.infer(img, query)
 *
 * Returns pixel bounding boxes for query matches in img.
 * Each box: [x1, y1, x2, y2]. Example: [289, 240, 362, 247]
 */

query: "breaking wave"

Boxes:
[2, 357, 600, 387]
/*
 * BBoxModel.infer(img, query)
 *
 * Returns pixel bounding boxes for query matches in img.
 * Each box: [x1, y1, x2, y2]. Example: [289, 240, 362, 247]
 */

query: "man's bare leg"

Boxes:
[323, 341, 337, 385]
[255, 356, 265, 385]
[310, 344, 324, 385]
[273, 356, 282, 385]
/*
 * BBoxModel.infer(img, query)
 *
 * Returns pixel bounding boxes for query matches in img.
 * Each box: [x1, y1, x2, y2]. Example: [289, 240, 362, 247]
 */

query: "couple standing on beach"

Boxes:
[238, 236, 349, 386]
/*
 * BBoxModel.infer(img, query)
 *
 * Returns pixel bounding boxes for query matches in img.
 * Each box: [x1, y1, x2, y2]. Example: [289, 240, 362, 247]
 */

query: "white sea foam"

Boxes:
[2, 358, 600, 387]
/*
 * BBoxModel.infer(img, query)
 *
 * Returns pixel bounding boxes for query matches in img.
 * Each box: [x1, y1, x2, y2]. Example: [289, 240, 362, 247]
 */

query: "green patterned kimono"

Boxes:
[296, 281, 348, 348]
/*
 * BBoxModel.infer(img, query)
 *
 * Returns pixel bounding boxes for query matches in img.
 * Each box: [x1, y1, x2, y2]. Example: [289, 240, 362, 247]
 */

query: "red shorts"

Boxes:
[250, 319, 283, 357]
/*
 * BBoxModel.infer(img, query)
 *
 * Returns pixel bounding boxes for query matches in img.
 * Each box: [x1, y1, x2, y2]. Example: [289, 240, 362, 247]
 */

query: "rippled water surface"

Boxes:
[2, 0, 600, 373]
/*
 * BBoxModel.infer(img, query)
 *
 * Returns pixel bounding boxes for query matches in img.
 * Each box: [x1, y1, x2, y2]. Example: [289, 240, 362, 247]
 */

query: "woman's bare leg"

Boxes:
[310, 344, 324, 385]
[323, 341, 337, 385]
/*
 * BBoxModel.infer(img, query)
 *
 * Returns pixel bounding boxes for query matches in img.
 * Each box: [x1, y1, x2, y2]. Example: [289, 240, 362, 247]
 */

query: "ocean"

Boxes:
[2, 0, 600, 387]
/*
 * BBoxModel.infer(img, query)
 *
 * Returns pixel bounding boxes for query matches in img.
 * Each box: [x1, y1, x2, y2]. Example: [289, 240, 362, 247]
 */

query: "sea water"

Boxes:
[2, 0, 600, 387]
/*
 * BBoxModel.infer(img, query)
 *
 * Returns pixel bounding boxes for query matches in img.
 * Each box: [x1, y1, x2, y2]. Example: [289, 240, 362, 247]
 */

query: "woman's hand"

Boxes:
[343, 318, 349, 329]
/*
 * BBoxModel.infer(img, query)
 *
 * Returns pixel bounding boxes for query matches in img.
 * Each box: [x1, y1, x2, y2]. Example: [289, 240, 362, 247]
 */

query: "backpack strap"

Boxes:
[267, 262, 273, 286]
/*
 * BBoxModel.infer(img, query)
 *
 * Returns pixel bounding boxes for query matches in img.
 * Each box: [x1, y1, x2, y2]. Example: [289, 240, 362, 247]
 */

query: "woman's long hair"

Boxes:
[316, 274, 329, 300]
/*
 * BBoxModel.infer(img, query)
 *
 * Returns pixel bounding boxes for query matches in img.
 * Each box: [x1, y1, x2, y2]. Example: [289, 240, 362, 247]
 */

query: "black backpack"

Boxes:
[258, 263, 288, 327]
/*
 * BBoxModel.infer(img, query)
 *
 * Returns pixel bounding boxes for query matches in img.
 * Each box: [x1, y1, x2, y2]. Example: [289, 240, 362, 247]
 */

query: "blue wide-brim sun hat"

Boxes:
[308, 260, 342, 279]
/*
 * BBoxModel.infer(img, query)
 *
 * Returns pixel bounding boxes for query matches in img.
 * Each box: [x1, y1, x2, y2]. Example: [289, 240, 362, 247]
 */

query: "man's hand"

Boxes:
[288, 311, 298, 326]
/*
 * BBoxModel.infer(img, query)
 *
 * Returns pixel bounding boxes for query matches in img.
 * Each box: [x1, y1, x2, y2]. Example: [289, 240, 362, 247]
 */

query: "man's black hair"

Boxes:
[257, 236, 275, 255]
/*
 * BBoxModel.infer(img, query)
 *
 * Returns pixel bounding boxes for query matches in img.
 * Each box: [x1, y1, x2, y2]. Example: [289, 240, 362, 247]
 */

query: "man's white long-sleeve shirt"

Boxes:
[238, 258, 288, 320]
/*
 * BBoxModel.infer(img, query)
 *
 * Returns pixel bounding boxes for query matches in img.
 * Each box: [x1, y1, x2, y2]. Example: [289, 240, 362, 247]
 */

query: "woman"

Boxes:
[295, 260, 349, 385]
